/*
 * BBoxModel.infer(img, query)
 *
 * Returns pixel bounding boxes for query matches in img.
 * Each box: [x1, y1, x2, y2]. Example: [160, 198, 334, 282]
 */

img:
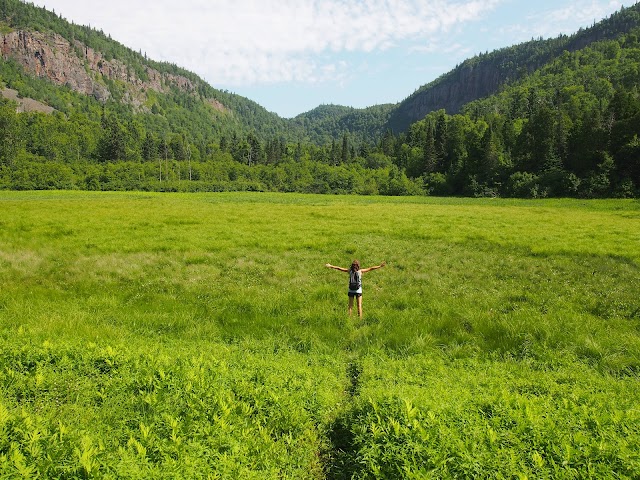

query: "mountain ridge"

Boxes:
[2, 1, 640, 144]
[0, 0, 299, 143]
[387, 3, 640, 132]
[284, 3, 640, 139]
[0, 28, 220, 111]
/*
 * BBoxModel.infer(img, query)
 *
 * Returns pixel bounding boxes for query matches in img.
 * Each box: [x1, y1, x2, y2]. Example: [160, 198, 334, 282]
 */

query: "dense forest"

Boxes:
[0, 0, 639, 197]
[383, 30, 640, 198]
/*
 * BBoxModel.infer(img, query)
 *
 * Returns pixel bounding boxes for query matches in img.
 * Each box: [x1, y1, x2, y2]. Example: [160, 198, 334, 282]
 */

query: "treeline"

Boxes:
[0, 95, 421, 194]
[0, 69, 638, 198]
[0, 158, 421, 196]
[379, 32, 640, 198]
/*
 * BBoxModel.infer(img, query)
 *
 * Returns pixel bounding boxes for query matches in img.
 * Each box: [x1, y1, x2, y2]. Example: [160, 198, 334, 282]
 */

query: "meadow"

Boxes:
[0, 191, 639, 479]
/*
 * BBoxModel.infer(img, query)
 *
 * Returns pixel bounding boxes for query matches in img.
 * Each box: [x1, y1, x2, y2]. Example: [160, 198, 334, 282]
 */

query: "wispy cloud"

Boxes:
[410, 41, 471, 56]
[35, 0, 503, 86]
[501, 0, 624, 40]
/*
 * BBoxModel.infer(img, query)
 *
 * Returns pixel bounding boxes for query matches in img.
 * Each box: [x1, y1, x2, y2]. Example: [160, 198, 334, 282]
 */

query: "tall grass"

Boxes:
[0, 191, 639, 477]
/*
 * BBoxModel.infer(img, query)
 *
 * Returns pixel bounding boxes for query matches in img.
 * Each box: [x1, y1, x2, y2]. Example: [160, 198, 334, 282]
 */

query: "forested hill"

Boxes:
[0, 0, 392, 146]
[2, 0, 640, 145]
[0, 1, 639, 198]
[0, 0, 299, 142]
[291, 103, 395, 145]
[387, 3, 640, 133]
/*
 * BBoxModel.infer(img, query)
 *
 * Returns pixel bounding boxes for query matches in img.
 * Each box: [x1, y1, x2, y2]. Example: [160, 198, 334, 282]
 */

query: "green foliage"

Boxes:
[331, 359, 640, 479]
[506, 171, 542, 198]
[1, 192, 639, 477]
[378, 26, 640, 198]
[0, 155, 427, 196]
[292, 103, 395, 145]
[0, 97, 22, 166]
[0, 340, 343, 478]
[2, 1, 640, 198]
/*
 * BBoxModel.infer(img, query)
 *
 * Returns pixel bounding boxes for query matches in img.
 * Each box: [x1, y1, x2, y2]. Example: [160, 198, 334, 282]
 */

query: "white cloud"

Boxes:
[504, 0, 625, 40]
[540, 0, 624, 27]
[34, 0, 503, 86]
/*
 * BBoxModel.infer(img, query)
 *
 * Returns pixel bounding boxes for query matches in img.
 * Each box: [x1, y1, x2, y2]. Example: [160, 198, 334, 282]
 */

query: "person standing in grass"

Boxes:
[325, 260, 386, 319]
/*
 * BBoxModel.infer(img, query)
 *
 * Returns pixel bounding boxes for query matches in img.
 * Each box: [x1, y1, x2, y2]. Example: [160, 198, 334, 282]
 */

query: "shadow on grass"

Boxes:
[324, 416, 360, 480]
[322, 359, 363, 479]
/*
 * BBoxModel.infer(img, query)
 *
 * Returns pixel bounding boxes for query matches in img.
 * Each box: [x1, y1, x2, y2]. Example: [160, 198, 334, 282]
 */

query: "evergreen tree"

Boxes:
[434, 110, 448, 170]
[142, 132, 157, 161]
[423, 122, 437, 175]
[96, 114, 126, 162]
[380, 129, 395, 156]
[330, 139, 338, 166]
[341, 133, 350, 164]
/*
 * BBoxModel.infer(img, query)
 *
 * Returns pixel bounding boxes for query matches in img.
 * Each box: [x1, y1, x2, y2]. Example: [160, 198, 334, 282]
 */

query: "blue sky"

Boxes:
[34, 0, 628, 118]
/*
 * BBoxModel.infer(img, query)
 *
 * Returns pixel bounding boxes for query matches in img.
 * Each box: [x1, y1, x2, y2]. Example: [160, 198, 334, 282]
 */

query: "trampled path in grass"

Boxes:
[0, 191, 639, 478]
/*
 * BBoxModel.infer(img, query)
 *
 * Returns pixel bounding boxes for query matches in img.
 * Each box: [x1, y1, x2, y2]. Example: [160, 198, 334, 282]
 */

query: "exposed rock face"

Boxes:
[386, 17, 629, 133]
[2, 30, 109, 102]
[408, 64, 502, 117]
[387, 61, 512, 133]
[1, 87, 55, 113]
[1, 29, 227, 113]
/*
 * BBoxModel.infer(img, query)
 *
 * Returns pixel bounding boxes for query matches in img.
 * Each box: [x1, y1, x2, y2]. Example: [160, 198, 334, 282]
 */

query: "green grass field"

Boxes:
[1, 191, 639, 478]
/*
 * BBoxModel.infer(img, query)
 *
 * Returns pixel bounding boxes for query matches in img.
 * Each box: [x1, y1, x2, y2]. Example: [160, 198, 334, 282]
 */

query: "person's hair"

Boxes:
[350, 260, 360, 272]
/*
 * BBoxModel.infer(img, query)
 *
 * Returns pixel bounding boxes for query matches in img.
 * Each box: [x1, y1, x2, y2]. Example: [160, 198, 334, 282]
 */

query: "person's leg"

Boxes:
[357, 295, 363, 319]
[348, 295, 354, 316]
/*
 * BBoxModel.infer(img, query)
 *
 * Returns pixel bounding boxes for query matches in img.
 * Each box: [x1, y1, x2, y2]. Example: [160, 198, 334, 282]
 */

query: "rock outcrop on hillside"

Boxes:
[391, 62, 506, 129]
[1, 29, 226, 112]
[1, 87, 55, 113]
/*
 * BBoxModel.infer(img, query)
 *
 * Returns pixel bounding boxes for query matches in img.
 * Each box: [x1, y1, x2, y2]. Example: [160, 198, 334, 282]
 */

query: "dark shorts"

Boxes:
[348, 291, 362, 298]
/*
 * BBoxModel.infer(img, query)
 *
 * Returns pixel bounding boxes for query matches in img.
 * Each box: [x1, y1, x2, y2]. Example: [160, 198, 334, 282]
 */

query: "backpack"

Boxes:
[349, 270, 361, 291]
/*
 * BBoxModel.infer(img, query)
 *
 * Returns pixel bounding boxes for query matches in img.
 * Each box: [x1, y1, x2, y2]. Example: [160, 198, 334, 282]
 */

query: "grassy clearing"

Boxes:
[0, 191, 639, 478]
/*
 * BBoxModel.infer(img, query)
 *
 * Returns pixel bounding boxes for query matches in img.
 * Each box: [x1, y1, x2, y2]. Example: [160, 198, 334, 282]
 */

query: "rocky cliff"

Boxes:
[390, 61, 508, 130]
[1, 29, 227, 113]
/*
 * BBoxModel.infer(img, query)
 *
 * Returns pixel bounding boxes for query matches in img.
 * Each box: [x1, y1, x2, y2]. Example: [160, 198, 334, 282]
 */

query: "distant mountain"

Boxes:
[2, 0, 640, 148]
[0, 0, 300, 144]
[293, 3, 640, 141]
[292, 103, 395, 145]
[386, 3, 640, 133]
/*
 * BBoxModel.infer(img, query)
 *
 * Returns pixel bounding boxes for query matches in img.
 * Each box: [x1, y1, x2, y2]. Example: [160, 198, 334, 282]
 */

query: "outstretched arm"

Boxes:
[325, 263, 349, 272]
[361, 261, 386, 273]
